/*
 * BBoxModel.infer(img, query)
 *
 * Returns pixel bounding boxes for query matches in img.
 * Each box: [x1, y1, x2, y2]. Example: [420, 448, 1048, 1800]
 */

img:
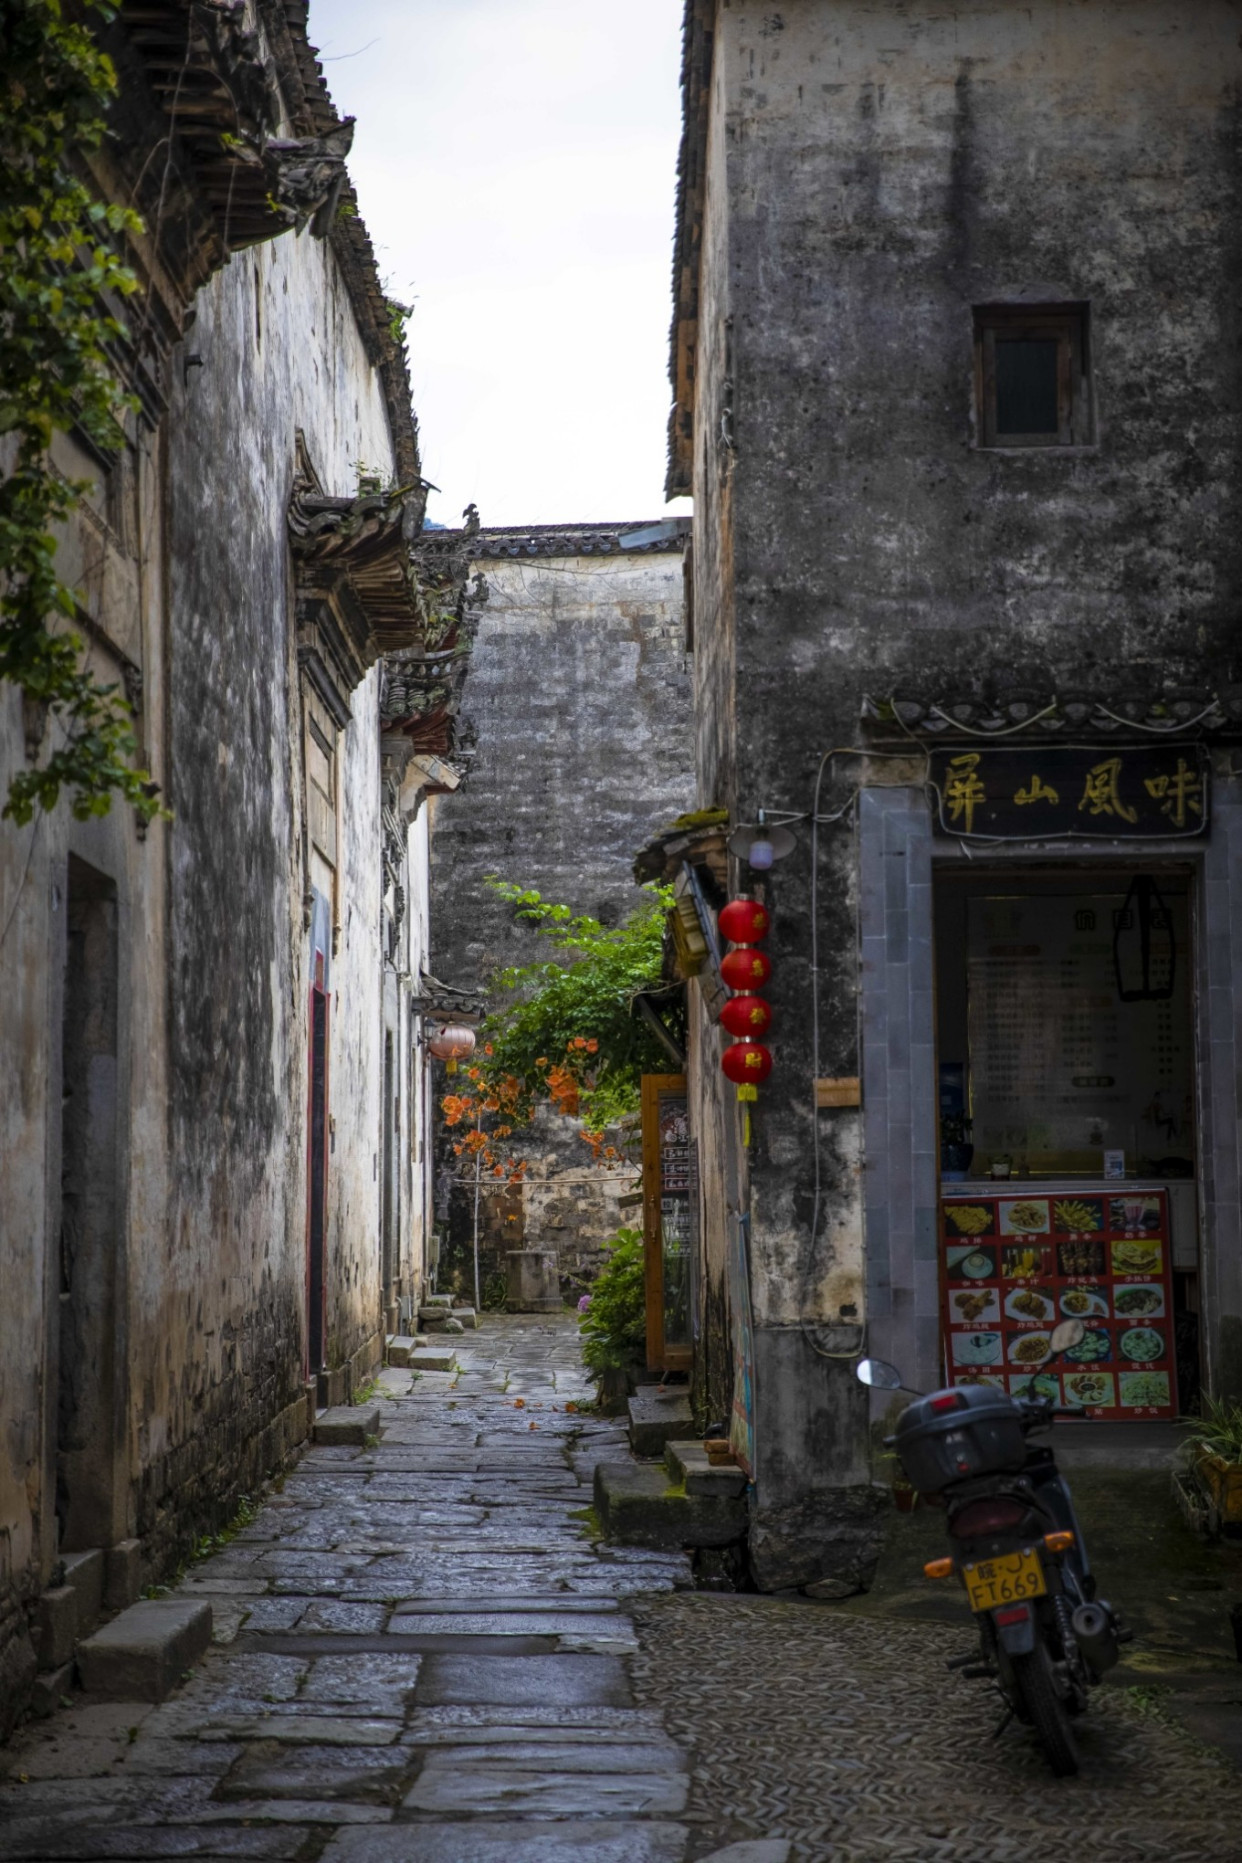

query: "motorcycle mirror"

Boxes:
[1049, 1317, 1086, 1356]
[855, 1357, 904, 1390]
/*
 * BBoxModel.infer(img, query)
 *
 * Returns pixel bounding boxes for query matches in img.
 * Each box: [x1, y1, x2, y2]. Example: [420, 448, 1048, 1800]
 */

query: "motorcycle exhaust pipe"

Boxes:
[1072, 1600, 1121, 1674]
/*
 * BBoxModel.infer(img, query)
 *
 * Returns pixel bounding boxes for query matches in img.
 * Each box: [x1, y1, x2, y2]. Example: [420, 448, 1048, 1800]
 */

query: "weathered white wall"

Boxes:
[0, 209, 409, 1719]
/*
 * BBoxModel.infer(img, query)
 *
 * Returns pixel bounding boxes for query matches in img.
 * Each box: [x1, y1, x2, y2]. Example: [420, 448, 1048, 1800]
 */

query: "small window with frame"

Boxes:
[974, 303, 1092, 448]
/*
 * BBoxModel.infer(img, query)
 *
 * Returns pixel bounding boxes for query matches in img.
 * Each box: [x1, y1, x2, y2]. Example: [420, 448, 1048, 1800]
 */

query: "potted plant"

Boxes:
[1183, 1396, 1242, 1536]
[578, 1227, 647, 1412]
[940, 1112, 975, 1181]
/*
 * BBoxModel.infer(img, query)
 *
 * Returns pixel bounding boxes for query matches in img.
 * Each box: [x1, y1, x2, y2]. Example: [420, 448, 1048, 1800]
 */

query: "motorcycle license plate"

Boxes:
[962, 1547, 1046, 1614]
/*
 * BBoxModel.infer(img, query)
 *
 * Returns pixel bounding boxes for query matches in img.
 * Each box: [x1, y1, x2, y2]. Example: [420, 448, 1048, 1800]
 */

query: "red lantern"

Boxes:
[721, 946, 771, 991]
[721, 1040, 773, 1085]
[718, 898, 770, 945]
[720, 994, 772, 1038]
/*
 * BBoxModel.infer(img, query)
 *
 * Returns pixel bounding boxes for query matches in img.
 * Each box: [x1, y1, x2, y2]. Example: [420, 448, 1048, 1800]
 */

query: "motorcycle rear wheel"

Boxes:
[1010, 1643, 1080, 1777]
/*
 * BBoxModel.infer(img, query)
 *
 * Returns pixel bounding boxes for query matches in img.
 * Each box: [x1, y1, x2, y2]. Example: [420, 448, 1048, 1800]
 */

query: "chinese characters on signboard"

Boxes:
[929, 746, 1208, 840]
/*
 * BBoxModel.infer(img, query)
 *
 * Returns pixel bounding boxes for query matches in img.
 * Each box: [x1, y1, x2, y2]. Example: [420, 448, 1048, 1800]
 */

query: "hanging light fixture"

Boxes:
[727, 810, 797, 871]
[427, 1024, 477, 1073]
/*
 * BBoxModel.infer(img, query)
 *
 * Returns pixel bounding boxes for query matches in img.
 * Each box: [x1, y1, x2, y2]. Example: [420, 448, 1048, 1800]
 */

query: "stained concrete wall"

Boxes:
[429, 531, 692, 1284]
[683, 0, 1242, 1588]
[0, 217, 419, 1725]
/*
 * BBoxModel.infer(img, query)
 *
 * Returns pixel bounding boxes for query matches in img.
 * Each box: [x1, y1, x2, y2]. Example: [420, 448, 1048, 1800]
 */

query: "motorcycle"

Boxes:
[856, 1317, 1131, 1776]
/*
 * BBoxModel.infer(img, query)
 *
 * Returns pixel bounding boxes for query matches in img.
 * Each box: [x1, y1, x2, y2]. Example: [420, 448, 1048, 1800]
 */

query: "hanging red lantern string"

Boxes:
[721, 946, 771, 991]
[719, 897, 774, 1146]
[721, 1040, 773, 1086]
[718, 898, 770, 944]
[720, 993, 772, 1038]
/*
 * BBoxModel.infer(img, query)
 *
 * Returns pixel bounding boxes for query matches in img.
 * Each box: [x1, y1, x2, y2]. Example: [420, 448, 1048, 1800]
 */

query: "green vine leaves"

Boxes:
[0, 0, 162, 825]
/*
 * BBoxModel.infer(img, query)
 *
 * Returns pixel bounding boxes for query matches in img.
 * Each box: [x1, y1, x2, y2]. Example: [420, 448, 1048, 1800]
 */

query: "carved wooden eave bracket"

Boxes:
[378, 507, 484, 768]
[289, 471, 424, 727]
[863, 686, 1242, 742]
[118, 1, 354, 259]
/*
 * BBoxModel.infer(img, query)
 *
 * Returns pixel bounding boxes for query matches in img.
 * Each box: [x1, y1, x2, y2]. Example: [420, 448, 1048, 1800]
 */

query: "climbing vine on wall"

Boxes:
[0, 0, 161, 824]
[440, 879, 681, 1179]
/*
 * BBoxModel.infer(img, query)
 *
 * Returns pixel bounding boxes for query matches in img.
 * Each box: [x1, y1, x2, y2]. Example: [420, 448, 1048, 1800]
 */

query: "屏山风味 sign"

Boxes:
[929, 745, 1209, 840]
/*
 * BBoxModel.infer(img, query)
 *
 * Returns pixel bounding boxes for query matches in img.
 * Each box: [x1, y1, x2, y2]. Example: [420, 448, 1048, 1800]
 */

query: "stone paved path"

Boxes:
[7, 1314, 1242, 1863]
[0, 1317, 701, 1862]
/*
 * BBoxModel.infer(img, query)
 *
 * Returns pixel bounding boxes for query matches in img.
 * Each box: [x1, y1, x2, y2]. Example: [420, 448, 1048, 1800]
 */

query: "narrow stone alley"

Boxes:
[5, 1317, 1242, 1863]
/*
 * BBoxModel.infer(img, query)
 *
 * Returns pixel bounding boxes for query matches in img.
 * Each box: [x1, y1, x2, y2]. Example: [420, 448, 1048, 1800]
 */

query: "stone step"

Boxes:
[627, 1387, 693, 1457]
[449, 1306, 478, 1329]
[664, 1439, 748, 1498]
[313, 1404, 380, 1446]
[77, 1597, 212, 1701]
[61, 1547, 105, 1638]
[386, 1335, 419, 1366]
[593, 1461, 747, 1550]
[409, 1347, 459, 1373]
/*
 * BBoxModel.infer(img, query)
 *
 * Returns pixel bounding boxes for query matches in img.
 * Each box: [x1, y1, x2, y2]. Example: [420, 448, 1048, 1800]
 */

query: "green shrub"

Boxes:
[578, 1227, 646, 1377]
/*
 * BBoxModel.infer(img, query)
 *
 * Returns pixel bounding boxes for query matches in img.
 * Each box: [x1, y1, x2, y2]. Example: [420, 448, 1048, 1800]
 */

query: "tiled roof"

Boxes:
[421, 521, 689, 561]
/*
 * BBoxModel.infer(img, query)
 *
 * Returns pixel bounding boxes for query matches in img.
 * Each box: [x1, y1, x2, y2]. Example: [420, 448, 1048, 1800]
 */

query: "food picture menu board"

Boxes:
[941, 1189, 1176, 1420]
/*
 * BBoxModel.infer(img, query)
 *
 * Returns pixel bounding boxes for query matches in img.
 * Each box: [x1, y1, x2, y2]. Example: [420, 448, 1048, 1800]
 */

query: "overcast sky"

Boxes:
[306, 0, 689, 529]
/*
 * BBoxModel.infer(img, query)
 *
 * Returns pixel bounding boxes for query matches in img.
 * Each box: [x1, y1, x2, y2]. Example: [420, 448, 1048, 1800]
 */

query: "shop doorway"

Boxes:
[307, 982, 329, 1375]
[933, 867, 1200, 1418]
[57, 855, 120, 1550]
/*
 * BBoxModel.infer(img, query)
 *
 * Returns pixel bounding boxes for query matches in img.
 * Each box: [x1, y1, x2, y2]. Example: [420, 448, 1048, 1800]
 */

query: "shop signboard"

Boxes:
[940, 1188, 1176, 1420]
[929, 744, 1208, 840]
[641, 1075, 693, 1373]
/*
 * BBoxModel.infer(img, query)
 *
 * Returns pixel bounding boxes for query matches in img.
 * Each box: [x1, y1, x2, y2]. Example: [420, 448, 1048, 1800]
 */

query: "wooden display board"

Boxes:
[641, 1074, 693, 1373]
[940, 1187, 1176, 1419]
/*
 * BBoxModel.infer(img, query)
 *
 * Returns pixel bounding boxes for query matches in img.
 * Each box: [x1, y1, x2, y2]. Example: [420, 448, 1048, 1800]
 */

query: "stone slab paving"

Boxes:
[0, 1317, 698, 1860]
[7, 1312, 1239, 1861]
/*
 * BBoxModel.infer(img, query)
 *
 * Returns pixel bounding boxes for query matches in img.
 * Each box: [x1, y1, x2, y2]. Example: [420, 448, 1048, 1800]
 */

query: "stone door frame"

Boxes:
[858, 779, 1242, 1402]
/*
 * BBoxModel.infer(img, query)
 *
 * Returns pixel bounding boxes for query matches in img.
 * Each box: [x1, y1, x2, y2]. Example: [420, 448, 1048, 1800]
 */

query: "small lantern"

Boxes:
[427, 1023, 477, 1073]
[721, 946, 771, 991]
[721, 1040, 773, 1085]
[718, 898, 770, 945]
[720, 993, 772, 1038]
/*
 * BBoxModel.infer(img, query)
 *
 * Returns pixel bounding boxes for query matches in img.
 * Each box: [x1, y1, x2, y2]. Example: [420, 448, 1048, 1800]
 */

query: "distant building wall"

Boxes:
[429, 525, 692, 1290]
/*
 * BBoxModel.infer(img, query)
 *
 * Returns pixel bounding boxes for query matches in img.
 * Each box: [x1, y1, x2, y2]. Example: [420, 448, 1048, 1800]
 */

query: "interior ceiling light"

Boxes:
[728, 811, 797, 870]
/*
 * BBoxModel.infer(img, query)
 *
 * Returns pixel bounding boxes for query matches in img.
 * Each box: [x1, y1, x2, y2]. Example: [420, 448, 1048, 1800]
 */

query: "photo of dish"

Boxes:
[1060, 1287, 1109, 1319]
[944, 1203, 995, 1238]
[1053, 1198, 1104, 1235]
[952, 1287, 1001, 1327]
[1009, 1372, 1059, 1401]
[954, 1372, 1005, 1390]
[999, 1199, 1050, 1236]
[1119, 1327, 1165, 1364]
[1119, 1370, 1171, 1409]
[1109, 1195, 1163, 1236]
[1008, 1333, 1051, 1366]
[946, 1246, 996, 1281]
[952, 1331, 1003, 1366]
[1065, 1328, 1111, 1363]
[1112, 1239, 1163, 1276]
[1005, 1288, 1054, 1325]
[1057, 1239, 1106, 1277]
[1113, 1284, 1165, 1319]
[1063, 1372, 1116, 1409]
[1002, 1244, 1048, 1280]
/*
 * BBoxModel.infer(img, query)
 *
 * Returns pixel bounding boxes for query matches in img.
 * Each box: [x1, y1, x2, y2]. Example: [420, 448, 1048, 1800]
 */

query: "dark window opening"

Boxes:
[975, 304, 1092, 448]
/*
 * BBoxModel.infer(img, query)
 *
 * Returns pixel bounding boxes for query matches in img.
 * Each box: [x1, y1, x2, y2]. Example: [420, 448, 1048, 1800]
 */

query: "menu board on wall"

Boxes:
[941, 1189, 1176, 1420]
[966, 893, 1194, 1174]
